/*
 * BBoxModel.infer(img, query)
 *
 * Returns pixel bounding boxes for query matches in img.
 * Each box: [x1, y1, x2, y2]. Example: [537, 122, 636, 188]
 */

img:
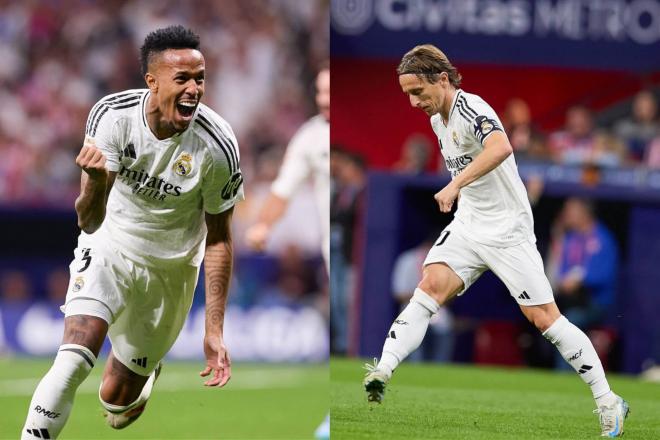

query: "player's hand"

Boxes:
[434, 182, 460, 213]
[76, 137, 107, 180]
[245, 222, 270, 252]
[200, 334, 231, 387]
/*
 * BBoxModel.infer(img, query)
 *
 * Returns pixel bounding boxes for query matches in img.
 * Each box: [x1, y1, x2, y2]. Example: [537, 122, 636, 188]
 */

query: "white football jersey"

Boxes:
[430, 89, 534, 247]
[271, 114, 330, 266]
[83, 89, 244, 266]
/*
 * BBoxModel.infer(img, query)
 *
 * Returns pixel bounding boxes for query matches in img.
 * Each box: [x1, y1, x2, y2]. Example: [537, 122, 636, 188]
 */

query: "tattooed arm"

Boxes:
[199, 207, 234, 387]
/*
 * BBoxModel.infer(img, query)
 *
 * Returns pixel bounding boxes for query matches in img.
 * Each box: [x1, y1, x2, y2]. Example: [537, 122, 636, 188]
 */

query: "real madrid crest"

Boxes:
[173, 153, 193, 176]
[452, 131, 459, 146]
[73, 276, 85, 292]
[481, 119, 494, 134]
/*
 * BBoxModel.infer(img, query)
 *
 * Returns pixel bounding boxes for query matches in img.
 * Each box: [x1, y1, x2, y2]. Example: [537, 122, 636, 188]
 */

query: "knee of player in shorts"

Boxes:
[99, 373, 147, 406]
[417, 271, 455, 305]
[526, 307, 560, 332]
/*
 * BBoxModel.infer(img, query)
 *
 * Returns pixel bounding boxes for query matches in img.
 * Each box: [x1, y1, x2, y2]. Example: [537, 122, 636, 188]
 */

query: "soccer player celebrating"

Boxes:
[245, 64, 330, 439]
[363, 45, 629, 438]
[21, 26, 243, 439]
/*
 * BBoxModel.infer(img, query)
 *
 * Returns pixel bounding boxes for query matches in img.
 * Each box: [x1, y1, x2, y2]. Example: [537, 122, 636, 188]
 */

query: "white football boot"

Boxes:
[363, 358, 390, 404]
[104, 362, 162, 429]
[594, 394, 630, 437]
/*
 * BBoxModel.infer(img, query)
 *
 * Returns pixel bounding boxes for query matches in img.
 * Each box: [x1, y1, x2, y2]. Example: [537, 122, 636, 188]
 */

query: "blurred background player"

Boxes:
[245, 64, 330, 440]
[363, 44, 629, 437]
[21, 26, 242, 439]
[245, 64, 330, 267]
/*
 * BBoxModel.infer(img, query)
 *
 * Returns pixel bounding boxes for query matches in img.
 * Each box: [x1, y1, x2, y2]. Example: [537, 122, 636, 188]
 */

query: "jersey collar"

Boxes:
[444, 89, 462, 126]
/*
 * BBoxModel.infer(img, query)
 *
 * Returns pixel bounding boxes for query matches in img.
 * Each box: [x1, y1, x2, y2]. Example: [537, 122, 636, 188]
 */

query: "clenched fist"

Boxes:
[76, 137, 107, 180]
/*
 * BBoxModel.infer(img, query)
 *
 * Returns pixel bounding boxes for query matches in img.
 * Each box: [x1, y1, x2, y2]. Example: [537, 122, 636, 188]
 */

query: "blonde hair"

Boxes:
[397, 44, 462, 87]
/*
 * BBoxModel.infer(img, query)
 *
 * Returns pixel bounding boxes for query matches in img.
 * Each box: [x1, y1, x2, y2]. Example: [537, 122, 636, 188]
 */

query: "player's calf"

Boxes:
[21, 344, 97, 440]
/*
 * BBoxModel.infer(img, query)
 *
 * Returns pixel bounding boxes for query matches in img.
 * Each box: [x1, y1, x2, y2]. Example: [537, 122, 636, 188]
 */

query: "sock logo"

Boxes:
[393, 320, 408, 325]
[387, 331, 397, 339]
[131, 357, 148, 368]
[25, 428, 51, 439]
[568, 349, 583, 362]
[517, 291, 531, 300]
[578, 364, 593, 374]
[33, 405, 60, 419]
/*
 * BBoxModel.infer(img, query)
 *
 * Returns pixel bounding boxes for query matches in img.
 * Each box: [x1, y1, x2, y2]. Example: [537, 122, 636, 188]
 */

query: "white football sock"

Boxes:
[543, 315, 612, 401]
[378, 288, 439, 376]
[22, 344, 96, 439]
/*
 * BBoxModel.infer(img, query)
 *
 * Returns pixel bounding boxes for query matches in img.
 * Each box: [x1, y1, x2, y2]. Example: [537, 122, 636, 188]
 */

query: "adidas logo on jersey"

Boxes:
[131, 357, 148, 368]
[25, 428, 51, 439]
[518, 291, 531, 300]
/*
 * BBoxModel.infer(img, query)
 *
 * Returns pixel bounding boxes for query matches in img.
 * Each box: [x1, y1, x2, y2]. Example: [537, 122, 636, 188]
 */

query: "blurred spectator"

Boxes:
[330, 149, 366, 354]
[0, 270, 34, 353]
[614, 90, 659, 162]
[548, 106, 596, 165]
[645, 135, 660, 168]
[547, 198, 619, 331]
[502, 98, 549, 160]
[589, 130, 628, 168]
[391, 233, 453, 362]
[392, 133, 432, 175]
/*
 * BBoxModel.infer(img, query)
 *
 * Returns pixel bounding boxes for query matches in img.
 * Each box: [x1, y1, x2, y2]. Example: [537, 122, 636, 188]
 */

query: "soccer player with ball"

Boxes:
[21, 26, 242, 439]
[363, 44, 629, 438]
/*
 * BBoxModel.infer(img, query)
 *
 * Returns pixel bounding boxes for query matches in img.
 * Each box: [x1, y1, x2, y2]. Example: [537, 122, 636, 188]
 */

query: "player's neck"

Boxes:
[145, 95, 180, 140]
[439, 88, 456, 124]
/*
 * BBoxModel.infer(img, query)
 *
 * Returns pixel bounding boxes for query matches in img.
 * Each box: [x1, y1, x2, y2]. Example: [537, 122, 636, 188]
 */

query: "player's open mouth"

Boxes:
[176, 100, 197, 119]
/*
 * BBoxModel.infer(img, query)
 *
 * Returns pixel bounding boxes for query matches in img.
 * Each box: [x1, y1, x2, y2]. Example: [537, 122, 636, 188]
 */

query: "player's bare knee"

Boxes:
[62, 315, 108, 357]
[418, 263, 464, 305]
[100, 355, 147, 406]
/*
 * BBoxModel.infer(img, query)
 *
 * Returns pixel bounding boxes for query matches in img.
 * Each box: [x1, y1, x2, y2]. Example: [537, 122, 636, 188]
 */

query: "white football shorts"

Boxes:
[423, 220, 554, 306]
[62, 234, 199, 375]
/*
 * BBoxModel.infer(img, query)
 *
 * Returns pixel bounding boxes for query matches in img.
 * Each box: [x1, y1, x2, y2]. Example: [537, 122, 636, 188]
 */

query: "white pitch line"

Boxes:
[0, 369, 324, 397]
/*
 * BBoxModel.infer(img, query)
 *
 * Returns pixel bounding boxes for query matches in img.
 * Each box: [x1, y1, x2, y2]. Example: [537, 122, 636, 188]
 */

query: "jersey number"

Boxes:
[435, 231, 451, 246]
[78, 248, 92, 273]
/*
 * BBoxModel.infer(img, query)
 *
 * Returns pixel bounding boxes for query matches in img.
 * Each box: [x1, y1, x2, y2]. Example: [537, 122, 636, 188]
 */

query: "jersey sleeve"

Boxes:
[201, 125, 245, 214]
[457, 95, 505, 146]
[270, 125, 311, 199]
[84, 98, 123, 172]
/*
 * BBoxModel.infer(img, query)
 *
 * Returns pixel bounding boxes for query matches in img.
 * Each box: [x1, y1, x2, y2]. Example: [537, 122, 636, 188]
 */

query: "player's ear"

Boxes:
[439, 72, 449, 85]
[145, 73, 158, 93]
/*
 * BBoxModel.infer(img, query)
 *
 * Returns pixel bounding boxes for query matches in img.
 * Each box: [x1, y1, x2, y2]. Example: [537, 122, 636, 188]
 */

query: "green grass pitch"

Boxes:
[0, 358, 327, 439]
[331, 357, 660, 439]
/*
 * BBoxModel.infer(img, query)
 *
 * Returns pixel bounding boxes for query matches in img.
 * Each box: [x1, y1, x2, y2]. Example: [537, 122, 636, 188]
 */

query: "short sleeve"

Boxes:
[270, 127, 311, 199]
[84, 99, 122, 172]
[202, 128, 245, 214]
[457, 94, 504, 146]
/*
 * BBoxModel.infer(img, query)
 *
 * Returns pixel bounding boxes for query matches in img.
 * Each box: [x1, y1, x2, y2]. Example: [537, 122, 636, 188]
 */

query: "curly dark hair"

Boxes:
[140, 25, 201, 75]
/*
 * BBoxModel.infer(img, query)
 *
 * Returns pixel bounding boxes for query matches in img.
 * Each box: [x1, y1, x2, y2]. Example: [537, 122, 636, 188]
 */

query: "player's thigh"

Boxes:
[108, 263, 200, 376]
[421, 224, 487, 304]
[63, 239, 130, 325]
[479, 239, 554, 306]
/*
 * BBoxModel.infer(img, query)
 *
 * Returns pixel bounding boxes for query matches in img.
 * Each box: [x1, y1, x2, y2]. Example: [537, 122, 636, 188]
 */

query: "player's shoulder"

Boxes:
[293, 114, 329, 140]
[86, 89, 147, 136]
[91, 89, 147, 109]
[192, 103, 240, 171]
[194, 103, 236, 141]
[456, 90, 495, 116]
